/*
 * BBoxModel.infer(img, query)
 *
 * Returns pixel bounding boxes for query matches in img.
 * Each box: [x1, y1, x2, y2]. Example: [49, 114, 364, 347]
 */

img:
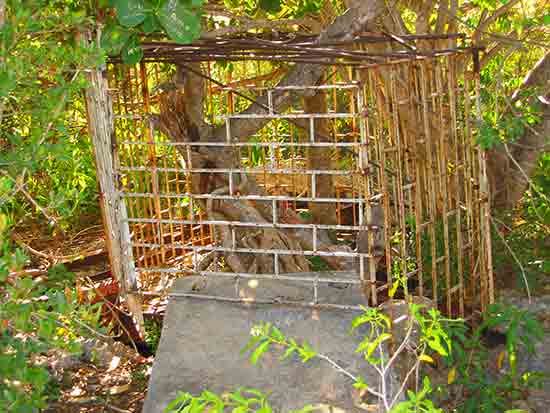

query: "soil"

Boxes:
[43, 346, 152, 413]
[11, 219, 154, 413]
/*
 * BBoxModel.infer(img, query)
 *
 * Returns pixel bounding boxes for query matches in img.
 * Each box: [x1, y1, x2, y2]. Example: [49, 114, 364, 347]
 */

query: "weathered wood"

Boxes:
[84, 33, 145, 336]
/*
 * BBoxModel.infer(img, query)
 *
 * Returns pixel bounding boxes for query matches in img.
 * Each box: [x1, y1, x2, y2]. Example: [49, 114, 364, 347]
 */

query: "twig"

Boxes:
[70, 224, 104, 241]
[384, 322, 414, 372]
[473, 0, 522, 43]
[390, 357, 422, 408]
[11, 232, 104, 265]
[503, 142, 549, 222]
[103, 402, 131, 413]
[490, 216, 531, 303]
[490, 215, 512, 232]
[1, 171, 63, 233]
[315, 352, 385, 400]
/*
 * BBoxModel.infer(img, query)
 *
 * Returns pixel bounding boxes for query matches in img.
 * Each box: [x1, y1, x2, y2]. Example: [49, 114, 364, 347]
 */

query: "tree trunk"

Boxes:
[154, 1, 387, 275]
[488, 52, 550, 209]
[304, 91, 337, 228]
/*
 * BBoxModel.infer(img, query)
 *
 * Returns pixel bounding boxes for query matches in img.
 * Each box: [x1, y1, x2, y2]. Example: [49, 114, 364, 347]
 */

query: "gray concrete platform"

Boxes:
[143, 274, 387, 413]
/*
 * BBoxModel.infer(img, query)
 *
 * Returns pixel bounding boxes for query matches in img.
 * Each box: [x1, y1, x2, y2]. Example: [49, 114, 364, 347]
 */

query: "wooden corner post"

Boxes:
[84, 33, 145, 337]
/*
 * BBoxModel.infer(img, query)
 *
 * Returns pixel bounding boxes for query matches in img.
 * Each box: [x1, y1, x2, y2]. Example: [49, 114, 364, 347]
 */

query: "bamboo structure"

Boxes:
[90, 34, 493, 325]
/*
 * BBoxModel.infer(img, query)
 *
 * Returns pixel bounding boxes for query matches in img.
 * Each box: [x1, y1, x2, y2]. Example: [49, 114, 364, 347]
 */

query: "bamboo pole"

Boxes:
[434, 58, 452, 315]
[447, 56, 465, 317]
[419, 61, 439, 305]
[473, 50, 494, 308]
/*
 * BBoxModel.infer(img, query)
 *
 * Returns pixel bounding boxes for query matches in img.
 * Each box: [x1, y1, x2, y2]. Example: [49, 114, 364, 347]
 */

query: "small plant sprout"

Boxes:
[242, 305, 450, 413]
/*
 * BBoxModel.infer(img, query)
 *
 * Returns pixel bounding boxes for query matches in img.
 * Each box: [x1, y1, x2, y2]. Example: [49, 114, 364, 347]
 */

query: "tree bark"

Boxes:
[304, 91, 337, 227]
[488, 52, 550, 208]
[154, 1, 387, 274]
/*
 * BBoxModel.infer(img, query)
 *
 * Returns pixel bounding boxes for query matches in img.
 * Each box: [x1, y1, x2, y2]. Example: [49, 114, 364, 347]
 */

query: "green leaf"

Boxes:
[353, 377, 368, 390]
[101, 23, 132, 55]
[157, 0, 202, 44]
[0, 70, 16, 98]
[121, 36, 144, 65]
[241, 335, 261, 356]
[142, 13, 162, 33]
[258, 0, 282, 13]
[250, 340, 270, 365]
[427, 336, 448, 356]
[542, 14, 550, 25]
[165, 392, 193, 411]
[299, 340, 317, 362]
[281, 346, 296, 360]
[270, 326, 284, 342]
[417, 376, 432, 399]
[388, 279, 400, 298]
[290, 405, 318, 413]
[114, 0, 147, 28]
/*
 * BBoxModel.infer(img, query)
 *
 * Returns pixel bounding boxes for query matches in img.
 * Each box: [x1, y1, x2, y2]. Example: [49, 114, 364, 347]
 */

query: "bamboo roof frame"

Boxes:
[109, 32, 478, 65]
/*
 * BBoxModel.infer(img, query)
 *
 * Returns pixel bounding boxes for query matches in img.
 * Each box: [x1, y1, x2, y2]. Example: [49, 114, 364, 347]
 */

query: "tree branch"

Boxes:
[474, 0, 521, 43]
[207, 0, 386, 144]
[489, 52, 550, 208]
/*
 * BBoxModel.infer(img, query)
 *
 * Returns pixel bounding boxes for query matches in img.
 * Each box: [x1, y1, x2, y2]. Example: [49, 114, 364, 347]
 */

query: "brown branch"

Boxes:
[11, 232, 104, 265]
[1, 171, 64, 234]
[511, 51, 550, 102]
[474, 0, 522, 43]
[209, 67, 288, 93]
[206, 0, 386, 144]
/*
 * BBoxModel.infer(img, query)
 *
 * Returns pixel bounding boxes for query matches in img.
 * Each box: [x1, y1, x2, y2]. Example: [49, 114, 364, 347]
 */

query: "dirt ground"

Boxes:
[44, 349, 152, 413]
[12, 220, 153, 413]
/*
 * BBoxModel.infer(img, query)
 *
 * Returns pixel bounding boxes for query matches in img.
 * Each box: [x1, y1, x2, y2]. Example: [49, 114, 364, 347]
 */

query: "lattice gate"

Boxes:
[86, 35, 493, 333]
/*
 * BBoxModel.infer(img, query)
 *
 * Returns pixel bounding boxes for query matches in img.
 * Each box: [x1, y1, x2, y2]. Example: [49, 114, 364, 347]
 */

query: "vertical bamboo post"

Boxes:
[420, 61, 440, 305]
[473, 49, 495, 308]
[84, 32, 144, 337]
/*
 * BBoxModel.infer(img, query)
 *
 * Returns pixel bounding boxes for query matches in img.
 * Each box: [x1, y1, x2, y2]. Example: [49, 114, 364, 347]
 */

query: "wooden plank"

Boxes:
[84, 31, 145, 337]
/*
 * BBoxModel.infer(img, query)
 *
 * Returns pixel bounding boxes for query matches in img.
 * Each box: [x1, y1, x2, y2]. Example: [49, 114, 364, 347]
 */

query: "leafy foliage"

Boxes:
[0, 1, 103, 229]
[242, 305, 451, 412]
[169, 303, 545, 413]
[166, 388, 274, 413]
[144, 317, 163, 353]
[102, 0, 204, 64]
[389, 377, 443, 413]
[242, 321, 317, 364]
[440, 303, 545, 413]
[0, 215, 106, 412]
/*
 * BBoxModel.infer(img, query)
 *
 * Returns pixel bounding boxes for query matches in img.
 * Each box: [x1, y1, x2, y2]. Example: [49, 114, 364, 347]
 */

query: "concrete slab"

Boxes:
[144, 274, 388, 413]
